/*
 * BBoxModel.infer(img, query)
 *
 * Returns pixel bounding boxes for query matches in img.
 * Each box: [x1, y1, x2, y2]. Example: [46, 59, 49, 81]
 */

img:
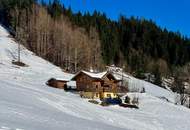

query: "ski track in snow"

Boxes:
[0, 24, 190, 130]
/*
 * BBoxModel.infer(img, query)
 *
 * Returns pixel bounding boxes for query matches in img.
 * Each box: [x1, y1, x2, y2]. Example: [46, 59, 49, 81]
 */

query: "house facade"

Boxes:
[72, 71, 127, 99]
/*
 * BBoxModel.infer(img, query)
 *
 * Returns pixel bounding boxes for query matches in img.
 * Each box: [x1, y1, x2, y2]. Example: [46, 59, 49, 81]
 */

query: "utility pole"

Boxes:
[17, 0, 21, 62]
[18, 32, 21, 62]
[15, 20, 21, 63]
[74, 48, 78, 73]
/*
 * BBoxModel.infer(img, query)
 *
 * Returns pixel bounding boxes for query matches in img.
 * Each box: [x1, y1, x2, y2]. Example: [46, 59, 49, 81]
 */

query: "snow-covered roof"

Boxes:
[81, 71, 107, 79]
[72, 70, 121, 80]
[54, 78, 70, 81]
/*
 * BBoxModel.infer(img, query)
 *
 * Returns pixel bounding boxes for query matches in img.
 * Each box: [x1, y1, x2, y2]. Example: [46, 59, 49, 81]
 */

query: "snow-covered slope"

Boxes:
[112, 71, 176, 103]
[0, 24, 190, 130]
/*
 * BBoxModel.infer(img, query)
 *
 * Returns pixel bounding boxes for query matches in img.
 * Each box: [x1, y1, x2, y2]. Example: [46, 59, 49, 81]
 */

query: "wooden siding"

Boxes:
[102, 75, 118, 93]
[76, 73, 95, 91]
[74, 72, 126, 94]
[47, 78, 67, 89]
[56, 81, 67, 89]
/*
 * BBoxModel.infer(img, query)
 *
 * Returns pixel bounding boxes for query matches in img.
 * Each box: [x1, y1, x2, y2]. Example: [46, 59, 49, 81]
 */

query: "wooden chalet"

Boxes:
[72, 70, 128, 99]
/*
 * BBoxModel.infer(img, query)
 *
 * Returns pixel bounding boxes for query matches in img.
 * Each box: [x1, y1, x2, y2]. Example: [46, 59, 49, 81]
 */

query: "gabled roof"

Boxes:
[71, 70, 121, 81]
[82, 71, 107, 79]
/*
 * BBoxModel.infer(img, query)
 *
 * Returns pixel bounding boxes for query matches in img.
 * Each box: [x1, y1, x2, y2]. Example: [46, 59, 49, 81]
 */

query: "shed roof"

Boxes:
[54, 78, 70, 82]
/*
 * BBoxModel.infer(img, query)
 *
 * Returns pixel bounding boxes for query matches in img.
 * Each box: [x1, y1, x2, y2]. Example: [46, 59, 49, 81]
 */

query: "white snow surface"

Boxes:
[113, 72, 177, 103]
[0, 24, 190, 130]
[80, 70, 108, 79]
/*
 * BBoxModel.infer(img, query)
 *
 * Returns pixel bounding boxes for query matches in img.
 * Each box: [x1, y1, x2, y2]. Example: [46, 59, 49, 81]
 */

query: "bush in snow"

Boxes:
[88, 100, 99, 105]
[124, 96, 131, 104]
[12, 60, 28, 67]
[100, 101, 109, 106]
[131, 96, 139, 105]
[141, 87, 146, 93]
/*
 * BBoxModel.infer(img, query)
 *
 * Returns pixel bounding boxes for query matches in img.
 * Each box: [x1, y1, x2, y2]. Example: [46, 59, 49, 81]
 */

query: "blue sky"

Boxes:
[46, 0, 190, 37]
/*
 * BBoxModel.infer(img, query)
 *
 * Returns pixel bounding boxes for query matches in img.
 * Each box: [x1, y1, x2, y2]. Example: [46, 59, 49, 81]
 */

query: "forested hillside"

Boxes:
[1, 0, 190, 85]
[0, 0, 102, 72]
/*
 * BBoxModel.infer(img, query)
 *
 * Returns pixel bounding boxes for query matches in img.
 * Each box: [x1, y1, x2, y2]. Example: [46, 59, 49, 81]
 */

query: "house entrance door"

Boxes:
[99, 92, 104, 99]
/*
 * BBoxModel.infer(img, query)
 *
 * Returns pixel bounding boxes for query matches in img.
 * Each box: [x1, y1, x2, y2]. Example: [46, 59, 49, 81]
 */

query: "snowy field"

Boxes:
[0, 24, 190, 130]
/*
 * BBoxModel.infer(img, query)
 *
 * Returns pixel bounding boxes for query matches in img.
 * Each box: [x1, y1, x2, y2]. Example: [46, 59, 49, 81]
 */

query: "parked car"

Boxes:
[102, 97, 122, 105]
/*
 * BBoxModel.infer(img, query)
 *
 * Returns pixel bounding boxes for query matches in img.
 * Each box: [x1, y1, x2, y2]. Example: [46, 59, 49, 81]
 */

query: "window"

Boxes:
[96, 85, 98, 89]
[107, 94, 111, 98]
[104, 85, 109, 88]
[96, 93, 99, 97]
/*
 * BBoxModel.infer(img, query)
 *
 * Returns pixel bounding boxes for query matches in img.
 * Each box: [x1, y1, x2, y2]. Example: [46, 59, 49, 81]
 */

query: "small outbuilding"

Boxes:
[46, 78, 69, 89]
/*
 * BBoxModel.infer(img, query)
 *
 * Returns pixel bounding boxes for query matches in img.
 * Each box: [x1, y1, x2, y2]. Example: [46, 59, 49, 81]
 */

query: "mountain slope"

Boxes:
[0, 24, 190, 130]
[112, 70, 176, 103]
